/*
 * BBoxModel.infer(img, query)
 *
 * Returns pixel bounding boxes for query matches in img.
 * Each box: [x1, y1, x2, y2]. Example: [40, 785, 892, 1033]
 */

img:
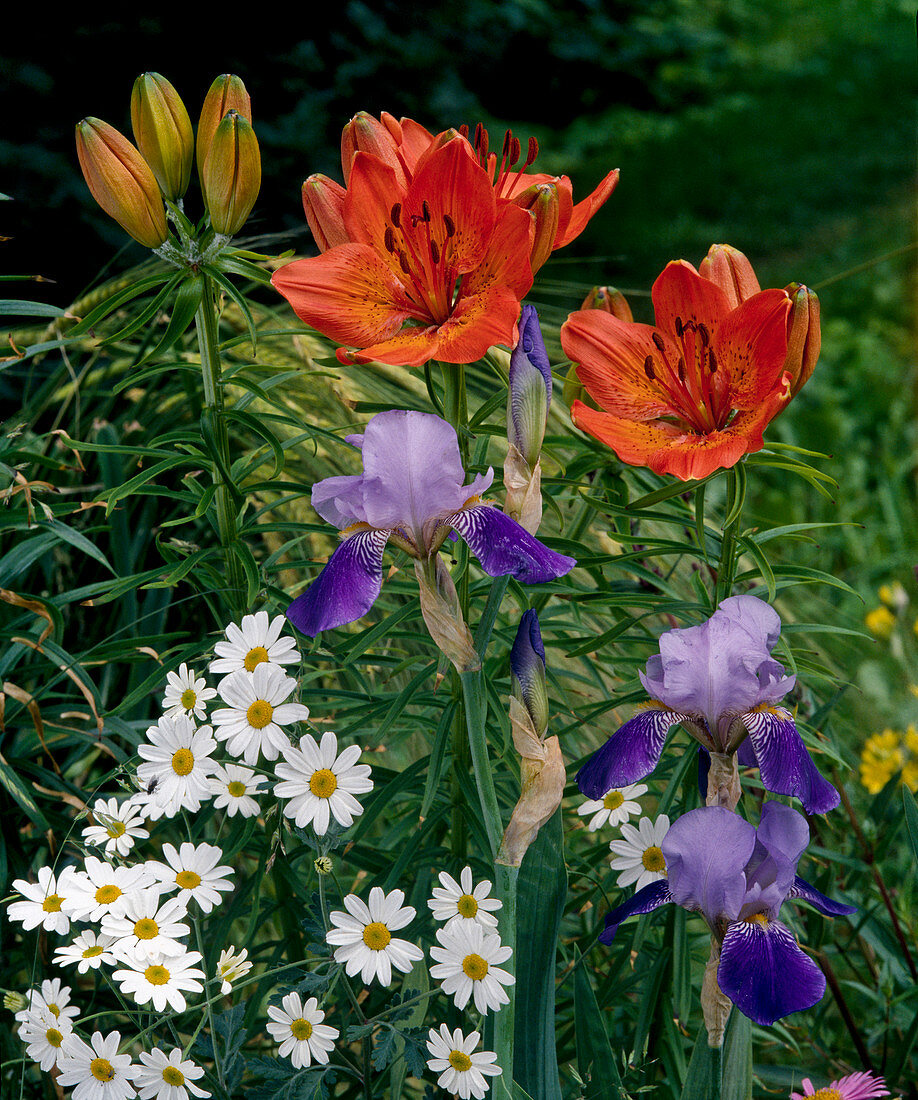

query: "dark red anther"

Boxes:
[502, 129, 512, 158]
[459, 123, 469, 140]
[708, 349, 718, 373]
[390, 203, 402, 228]
[652, 332, 666, 353]
[697, 323, 710, 347]
[398, 250, 411, 275]
[478, 127, 489, 162]
[383, 226, 395, 253]
[509, 136, 521, 166]
[526, 136, 539, 168]
[443, 214, 456, 237]
[677, 358, 686, 383]
[643, 356, 656, 380]
[421, 200, 431, 222]
[674, 316, 684, 337]
[430, 240, 440, 264]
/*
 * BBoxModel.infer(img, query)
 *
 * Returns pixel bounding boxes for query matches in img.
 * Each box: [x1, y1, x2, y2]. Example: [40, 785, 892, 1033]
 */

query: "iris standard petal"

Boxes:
[788, 875, 857, 917]
[445, 503, 575, 583]
[576, 705, 688, 797]
[598, 880, 673, 945]
[742, 705, 840, 814]
[286, 528, 390, 636]
[717, 917, 826, 1025]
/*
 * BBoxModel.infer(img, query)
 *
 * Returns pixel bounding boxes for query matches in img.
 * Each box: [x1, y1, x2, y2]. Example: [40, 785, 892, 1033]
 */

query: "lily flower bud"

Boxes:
[301, 173, 349, 252]
[581, 285, 633, 322]
[341, 110, 405, 185]
[512, 181, 561, 274]
[196, 74, 252, 182]
[698, 243, 761, 309]
[75, 118, 169, 249]
[202, 110, 261, 236]
[507, 304, 552, 470]
[510, 609, 549, 738]
[782, 282, 821, 397]
[130, 72, 193, 201]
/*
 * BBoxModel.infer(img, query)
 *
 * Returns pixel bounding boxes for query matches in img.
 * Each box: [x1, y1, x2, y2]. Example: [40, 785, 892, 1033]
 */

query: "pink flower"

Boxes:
[791, 1069, 889, 1099]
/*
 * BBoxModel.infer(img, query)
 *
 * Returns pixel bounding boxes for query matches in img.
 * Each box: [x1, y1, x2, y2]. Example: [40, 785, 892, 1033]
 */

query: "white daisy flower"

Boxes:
[609, 813, 671, 891]
[111, 950, 205, 1013]
[82, 797, 150, 857]
[212, 664, 309, 764]
[145, 842, 234, 914]
[15, 979, 80, 1036]
[429, 922, 515, 1016]
[326, 887, 424, 987]
[135, 1047, 210, 1100]
[208, 763, 268, 818]
[162, 664, 217, 722]
[266, 992, 339, 1068]
[209, 611, 299, 676]
[425, 1024, 502, 1100]
[61, 856, 155, 924]
[274, 731, 373, 835]
[216, 947, 252, 994]
[59, 1031, 137, 1100]
[136, 715, 218, 819]
[8, 865, 79, 935]
[577, 782, 648, 832]
[54, 929, 119, 973]
[101, 892, 190, 959]
[21, 1012, 74, 1071]
[427, 866, 501, 931]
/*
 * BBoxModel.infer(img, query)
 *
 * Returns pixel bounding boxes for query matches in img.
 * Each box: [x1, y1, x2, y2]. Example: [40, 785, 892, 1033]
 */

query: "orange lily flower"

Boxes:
[272, 133, 534, 367]
[561, 253, 796, 481]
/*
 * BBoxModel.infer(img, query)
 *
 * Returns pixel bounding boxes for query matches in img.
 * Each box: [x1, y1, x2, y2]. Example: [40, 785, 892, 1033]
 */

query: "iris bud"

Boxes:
[202, 110, 261, 236]
[130, 72, 193, 201]
[581, 285, 633, 322]
[512, 181, 561, 274]
[507, 304, 552, 470]
[782, 282, 821, 397]
[196, 74, 252, 182]
[75, 118, 169, 249]
[510, 609, 549, 737]
[698, 243, 762, 309]
[301, 173, 349, 252]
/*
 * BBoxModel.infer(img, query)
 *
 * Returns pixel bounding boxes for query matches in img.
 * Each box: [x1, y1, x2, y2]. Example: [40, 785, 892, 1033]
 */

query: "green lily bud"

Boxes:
[75, 118, 169, 248]
[196, 74, 252, 182]
[130, 72, 193, 201]
[783, 283, 821, 397]
[512, 181, 561, 274]
[581, 285, 633, 322]
[202, 110, 261, 236]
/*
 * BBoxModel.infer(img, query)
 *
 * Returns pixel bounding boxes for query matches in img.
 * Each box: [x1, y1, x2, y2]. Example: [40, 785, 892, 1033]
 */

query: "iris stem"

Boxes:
[195, 273, 246, 618]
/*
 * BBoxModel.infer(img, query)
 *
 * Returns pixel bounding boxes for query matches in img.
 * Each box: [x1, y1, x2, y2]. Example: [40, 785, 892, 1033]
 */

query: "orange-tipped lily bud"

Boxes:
[699, 243, 762, 309]
[301, 174, 349, 252]
[783, 282, 821, 397]
[341, 111, 405, 186]
[75, 118, 169, 249]
[581, 285, 633, 322]
[202, 110, 261, 236]
[130, 72, 193, 201]
[196, 74, 252, 181]
[512, 181, 561, 275]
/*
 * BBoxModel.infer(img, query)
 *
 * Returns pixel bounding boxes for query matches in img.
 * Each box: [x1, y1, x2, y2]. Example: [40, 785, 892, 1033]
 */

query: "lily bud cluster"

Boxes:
[75, 72, 260, 259]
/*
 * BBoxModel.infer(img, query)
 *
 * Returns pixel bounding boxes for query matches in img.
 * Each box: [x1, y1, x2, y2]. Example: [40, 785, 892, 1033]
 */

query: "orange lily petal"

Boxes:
[699, 244, 761, 308]
[651, 260, 733, 339]
[301, 174, 349, 252]
[461, 202, 534, 302]
[554, 168, 620, 249]
[716, 289, 792, 408]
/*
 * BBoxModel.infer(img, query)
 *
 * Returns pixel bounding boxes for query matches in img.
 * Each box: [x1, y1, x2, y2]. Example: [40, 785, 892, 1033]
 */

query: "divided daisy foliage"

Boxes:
[1, 76, 912, 1100]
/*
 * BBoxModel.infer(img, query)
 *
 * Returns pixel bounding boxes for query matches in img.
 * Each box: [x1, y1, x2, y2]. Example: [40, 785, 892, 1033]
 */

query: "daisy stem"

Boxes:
[194, 273, 246, 618]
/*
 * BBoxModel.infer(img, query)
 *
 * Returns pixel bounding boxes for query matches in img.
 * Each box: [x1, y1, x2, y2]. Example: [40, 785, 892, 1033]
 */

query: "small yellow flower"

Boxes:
[859, 729, 904, 794]
[865, 606, 896, 638]
[902, 760, 918, 793]
[879, 581, 908, 609]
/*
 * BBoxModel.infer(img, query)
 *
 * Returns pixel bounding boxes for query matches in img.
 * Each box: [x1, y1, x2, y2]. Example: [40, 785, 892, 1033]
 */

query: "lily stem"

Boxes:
[195, 273, 246, 618]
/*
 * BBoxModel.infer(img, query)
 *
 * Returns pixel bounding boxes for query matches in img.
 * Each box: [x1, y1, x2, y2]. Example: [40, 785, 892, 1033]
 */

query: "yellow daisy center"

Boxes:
[46, 1028, 63, 1047]
[603, 790, 624, 811]
[456, 893, 479, 918]
[42, 894, 64, 913]
[247, 700, 274, 729]
[362, 921, 392, 950]
[47, 1004, 61, 1018]
[95, 884, 122, 905]
[162, 1066, 185, 1086]
[90, 1058, 115, 1082]
[172, 748, 195, 775]
[180, 688, 198, 710]
[83, 945, 105, 958]
[227, 780, 247, 797]
[309, 769, 338, 798]
[448, 1050, 473, 1072]
[175, 870, 202, 890]
[462, 953, 489, 981]
[145, 964, 171, 985]
[244, 645, 270, 672]
[809, 1091, 842, 1100]
[106, 820, 127, 838]
[133, 917, 159, 940]
[641, 846, 666, 872]
[290, 1018, 314, 1041]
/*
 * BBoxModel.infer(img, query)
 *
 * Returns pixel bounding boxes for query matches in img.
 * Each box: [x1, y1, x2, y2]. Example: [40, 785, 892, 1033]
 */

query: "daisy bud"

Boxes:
[3, 991, 27, 1012]
[510, 609, 549, 738]
[196, 73, 252, 181]
[301, 173, 349, 252]
[580, 284, 633, 322]
[202, 110, 261, 236]
[75, 118, 169, 248]
[783, 282, 821, 397]
[130, 72, 194, 201]
[512, 181, 561, 274]
[314, 856, 333, 875]
[698, 243, 762, 309]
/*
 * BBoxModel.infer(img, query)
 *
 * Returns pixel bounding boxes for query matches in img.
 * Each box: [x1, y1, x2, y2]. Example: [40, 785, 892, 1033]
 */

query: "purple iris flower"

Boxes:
[287, 410, 576, 635]
[576, 595, 839, 814]
[599, 802, 855, 1026]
